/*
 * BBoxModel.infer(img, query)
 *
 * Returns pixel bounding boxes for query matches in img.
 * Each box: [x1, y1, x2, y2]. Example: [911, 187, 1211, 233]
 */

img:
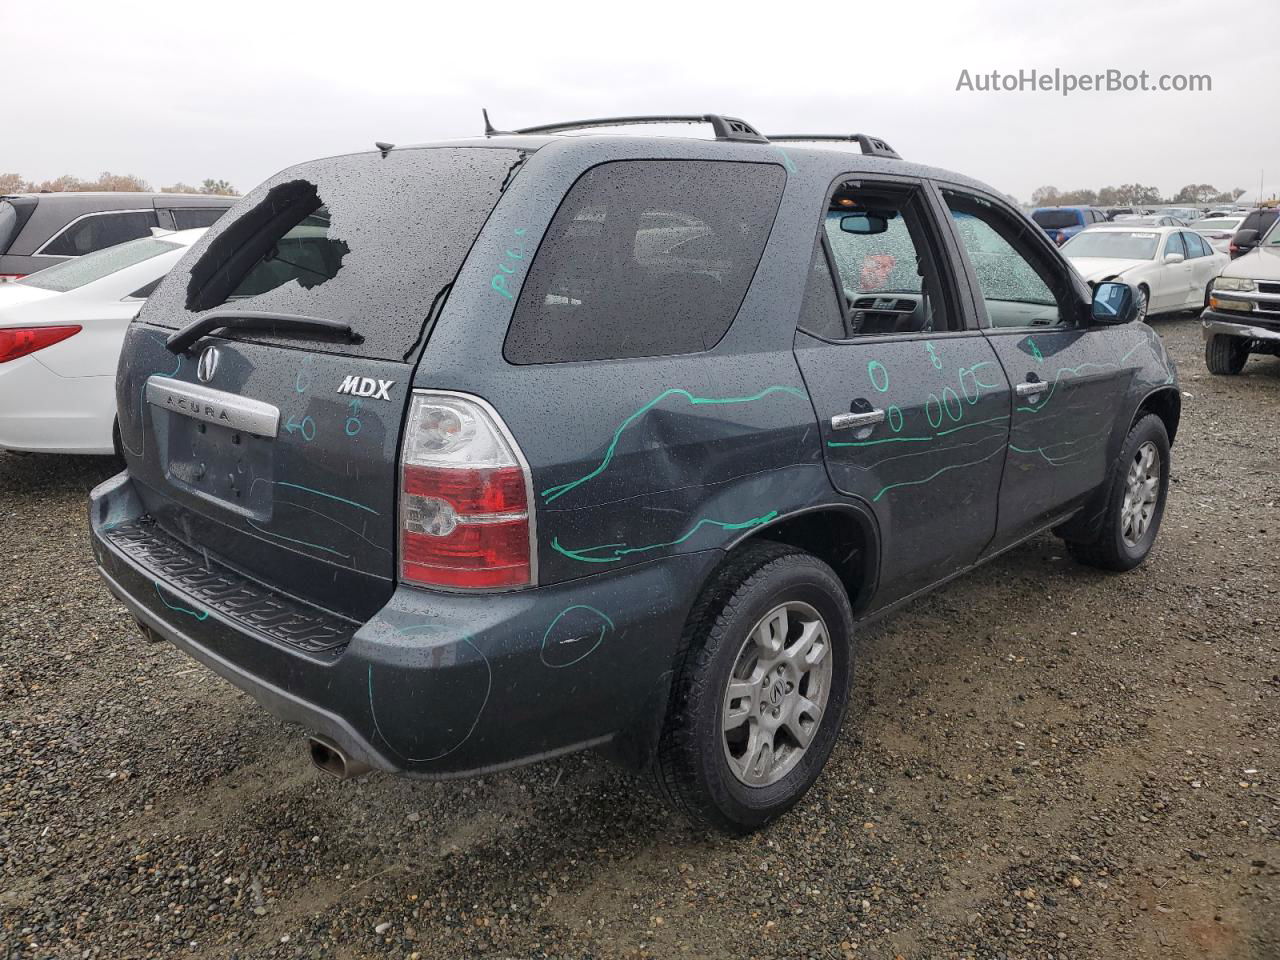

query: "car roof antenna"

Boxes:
[374, 141, 395, 158]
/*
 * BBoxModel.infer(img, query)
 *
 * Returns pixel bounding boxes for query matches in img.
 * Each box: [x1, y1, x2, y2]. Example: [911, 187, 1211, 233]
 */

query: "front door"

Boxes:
[938, 187, 1137, 552]
[793, 177, 1010, 605]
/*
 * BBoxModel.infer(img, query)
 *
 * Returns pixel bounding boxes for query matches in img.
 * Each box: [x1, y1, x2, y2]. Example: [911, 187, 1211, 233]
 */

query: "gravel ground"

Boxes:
[1, 316, 1277, 960]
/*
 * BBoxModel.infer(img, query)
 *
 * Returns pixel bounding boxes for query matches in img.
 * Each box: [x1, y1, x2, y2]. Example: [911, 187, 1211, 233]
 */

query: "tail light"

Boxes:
[1228, 242, 1240, 255]
[1055, 231, 1066, 245]
[399, 391, 535, 590]
[0, 325, 81, 364]
[0, 274, 26, 283]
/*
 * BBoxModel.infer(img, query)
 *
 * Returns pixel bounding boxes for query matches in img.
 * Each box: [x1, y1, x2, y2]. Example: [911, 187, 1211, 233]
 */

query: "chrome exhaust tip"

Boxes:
[307, 735, 371, 780]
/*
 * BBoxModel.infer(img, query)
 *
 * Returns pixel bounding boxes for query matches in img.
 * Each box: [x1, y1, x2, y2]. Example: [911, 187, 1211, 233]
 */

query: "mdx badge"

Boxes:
[337, 375, 394, 401]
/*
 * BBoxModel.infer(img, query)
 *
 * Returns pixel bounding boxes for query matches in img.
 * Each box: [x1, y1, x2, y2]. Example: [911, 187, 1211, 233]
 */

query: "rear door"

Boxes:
[938, 186, 1133, 551]
[117, 147, 524, 620]
[794, 176, 1010, 604]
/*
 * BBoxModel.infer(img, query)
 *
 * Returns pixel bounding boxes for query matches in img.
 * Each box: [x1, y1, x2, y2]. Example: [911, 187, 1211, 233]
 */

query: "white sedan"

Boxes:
[1061, 225, 1227, 320]
[1191, 215, 1246, 253]
[0, 229, 203, 455]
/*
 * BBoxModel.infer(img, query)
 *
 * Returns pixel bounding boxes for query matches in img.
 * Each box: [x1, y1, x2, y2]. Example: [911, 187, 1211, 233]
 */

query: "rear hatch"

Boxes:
[117, 146, 524, 621]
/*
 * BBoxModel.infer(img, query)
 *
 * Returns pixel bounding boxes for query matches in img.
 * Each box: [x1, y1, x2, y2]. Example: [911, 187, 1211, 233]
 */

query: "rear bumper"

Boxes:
[1201, 310, 1280, 343]
[89, 471, 714, 778]
[0, 358, 115, 454]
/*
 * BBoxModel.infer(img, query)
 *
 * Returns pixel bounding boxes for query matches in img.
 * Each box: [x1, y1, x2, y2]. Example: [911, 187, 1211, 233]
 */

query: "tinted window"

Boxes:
[797, 241, 845, 340]
[170, 207, 228, 230]
[1183, 232, 1207, 258]
[505, 160, 784, 363]
[144, 147, 522, 361]
[0, 201, 18, 253]
[946, 193, 1066, 328]
[1031, 209, 1081, 230]
[20, 236, 180, 292]
[40, 210, 159, 257]
[1165, 233, 1186, 258]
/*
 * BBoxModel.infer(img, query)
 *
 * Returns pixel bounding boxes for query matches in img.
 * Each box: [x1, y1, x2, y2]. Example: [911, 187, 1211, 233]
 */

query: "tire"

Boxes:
[1066, 414, 1170, 572]
[1205, 333, 1249, 375]
[652, 542, 854, 833]
[1135, 284, 1150, 322]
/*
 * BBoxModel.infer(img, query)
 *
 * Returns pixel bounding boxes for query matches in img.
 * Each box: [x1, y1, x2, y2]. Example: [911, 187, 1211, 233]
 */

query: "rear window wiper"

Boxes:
[165, 310, 362, 354]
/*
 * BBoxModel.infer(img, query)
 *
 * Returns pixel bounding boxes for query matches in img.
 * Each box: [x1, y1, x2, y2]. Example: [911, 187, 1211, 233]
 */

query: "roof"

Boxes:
[1, 191, 235, 202]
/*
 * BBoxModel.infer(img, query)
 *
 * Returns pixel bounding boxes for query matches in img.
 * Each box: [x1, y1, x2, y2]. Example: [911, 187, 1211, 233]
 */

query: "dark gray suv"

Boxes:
[0, 192, 234, 281]
[89, 115, 1179, 832]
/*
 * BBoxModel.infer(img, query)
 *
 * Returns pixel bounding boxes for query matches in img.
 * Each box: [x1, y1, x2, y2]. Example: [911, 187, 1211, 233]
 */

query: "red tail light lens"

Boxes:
[0, 274, 27, 282]
[0, 325, 81, 364]
[399, 393, 535, 590]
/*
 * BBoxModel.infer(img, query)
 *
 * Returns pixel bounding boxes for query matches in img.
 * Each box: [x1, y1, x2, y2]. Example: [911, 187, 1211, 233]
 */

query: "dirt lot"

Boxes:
[1, 316, 1277, 960]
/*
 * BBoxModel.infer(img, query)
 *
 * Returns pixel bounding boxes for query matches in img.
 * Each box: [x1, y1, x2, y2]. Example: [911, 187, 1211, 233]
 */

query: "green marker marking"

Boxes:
[1028, 338, 1044, 364]
[551, 511, 778, 563]
[154, 582, 209, 622]
[872, 444, 1007, 501]
[887, 405, 903, 433]
[541, 386, 805, 503]
[868, 360, 890, 393]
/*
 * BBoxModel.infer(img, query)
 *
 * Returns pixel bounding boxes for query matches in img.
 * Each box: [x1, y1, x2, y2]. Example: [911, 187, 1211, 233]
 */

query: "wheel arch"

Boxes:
[1132, 385, 1181, 446]
[724, 502, 880, 614]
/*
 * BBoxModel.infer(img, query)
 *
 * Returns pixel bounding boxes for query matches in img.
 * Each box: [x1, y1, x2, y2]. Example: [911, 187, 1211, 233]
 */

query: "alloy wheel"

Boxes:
[1121, 440, 1160, 547]
[721, 601, 832, 787]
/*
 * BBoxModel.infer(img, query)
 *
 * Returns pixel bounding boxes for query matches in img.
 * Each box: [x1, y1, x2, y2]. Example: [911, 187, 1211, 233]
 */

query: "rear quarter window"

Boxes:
[504, 160, 785, 363]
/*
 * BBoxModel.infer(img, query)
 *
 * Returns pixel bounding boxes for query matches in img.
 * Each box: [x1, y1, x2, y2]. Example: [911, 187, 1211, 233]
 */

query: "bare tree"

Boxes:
[199, 179, 238, 196]
[161, 182, 200, 194]
[1030, 185, 1061, 206]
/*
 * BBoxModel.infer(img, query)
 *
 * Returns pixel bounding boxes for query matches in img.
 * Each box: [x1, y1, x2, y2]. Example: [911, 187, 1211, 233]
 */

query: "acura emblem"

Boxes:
[196, 346, 220, 383]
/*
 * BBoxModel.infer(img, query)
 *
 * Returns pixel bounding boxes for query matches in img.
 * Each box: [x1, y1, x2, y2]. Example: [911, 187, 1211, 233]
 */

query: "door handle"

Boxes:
[1015, 379, 1049, 397]
[831, 409, 885, 431]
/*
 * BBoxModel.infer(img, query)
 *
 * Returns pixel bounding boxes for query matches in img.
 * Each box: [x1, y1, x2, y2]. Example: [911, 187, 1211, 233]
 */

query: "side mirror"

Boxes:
[1163, 252, 1185, 264]
[840, 213, 889, 235]
[1233, 229, 1260, 247]
[1091, 281, 1138, 325]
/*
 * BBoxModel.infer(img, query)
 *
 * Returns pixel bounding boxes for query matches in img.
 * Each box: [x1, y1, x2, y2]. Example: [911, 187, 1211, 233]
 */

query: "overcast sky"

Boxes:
[8, 0, 1278, 202]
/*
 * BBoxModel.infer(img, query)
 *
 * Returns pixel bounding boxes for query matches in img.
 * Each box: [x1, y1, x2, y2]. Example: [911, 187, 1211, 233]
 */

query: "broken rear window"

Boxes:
[140, 147, 523, 360]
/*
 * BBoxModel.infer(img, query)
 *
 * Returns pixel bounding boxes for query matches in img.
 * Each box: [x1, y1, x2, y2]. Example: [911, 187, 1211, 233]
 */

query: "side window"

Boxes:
[170, 207, 229, 230]
[821, 182, 957, 336]
[40, 211, 159, 257]
[505, 160, 785, 364]
[944, 191, 1070, 328]
[797, 240, 846, 340]
[1183, 232, 1205, 258]
[1165, 232, 1186, 259]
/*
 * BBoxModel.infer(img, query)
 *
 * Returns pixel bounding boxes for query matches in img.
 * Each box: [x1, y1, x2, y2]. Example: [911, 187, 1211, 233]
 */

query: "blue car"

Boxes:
[1031, 205, 1108, 245]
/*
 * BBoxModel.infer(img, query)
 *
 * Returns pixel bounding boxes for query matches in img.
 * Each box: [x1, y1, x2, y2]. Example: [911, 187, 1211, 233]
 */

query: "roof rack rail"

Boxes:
[767, 134, 901, 160]
[507, 114, 769, 143]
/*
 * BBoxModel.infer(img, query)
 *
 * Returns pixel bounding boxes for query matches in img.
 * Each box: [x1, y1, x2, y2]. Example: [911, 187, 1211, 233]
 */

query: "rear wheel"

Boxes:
[1066, 414, 1170, 571]
[1205, 333, 1249, 375]
[652, 542, 853, 833]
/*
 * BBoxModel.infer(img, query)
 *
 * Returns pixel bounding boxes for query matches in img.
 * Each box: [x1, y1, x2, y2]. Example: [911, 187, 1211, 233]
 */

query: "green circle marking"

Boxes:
[887, 405, 903, 433]
[926, 393, 943, 428]
[868, 360, 889, 393]
[942, 386, 963, 421]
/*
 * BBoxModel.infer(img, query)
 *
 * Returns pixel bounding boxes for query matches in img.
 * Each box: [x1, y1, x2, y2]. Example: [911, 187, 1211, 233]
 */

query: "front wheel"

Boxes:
[1066, 413, 1170, 571]
[1205, 333, 1249, 375]
[652, 542, 853, 833]
[1134, 284, 1150, 322]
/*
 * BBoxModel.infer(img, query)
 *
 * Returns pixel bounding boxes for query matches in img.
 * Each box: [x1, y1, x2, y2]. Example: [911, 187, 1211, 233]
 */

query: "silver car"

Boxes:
[1202, 217, 1280, 373]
